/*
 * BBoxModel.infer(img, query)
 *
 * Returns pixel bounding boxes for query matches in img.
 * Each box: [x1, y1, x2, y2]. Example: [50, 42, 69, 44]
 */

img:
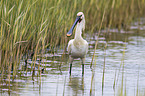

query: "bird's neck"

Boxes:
[74, 22, 83, 40]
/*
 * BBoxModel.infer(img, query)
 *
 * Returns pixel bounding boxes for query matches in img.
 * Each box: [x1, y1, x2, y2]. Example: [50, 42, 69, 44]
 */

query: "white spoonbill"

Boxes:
[67, 12, 88, 76]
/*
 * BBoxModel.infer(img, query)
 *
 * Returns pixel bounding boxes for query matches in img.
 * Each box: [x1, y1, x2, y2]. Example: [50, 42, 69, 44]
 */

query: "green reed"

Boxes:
[114, 38, 126, 96]
[0, 0, 145, 82]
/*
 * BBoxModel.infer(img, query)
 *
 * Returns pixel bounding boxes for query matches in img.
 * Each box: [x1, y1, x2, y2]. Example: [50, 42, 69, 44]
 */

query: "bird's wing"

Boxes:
[67, 39, 74, 55]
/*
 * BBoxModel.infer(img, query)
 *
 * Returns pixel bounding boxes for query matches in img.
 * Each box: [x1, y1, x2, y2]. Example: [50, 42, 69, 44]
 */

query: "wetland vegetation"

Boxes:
[0, 0, 145, 96]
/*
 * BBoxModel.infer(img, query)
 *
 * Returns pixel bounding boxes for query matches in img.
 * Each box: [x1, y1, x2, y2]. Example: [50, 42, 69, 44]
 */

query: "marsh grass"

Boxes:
[90, 56, 96, 96]
[1, 0, 145, 87]
[63, 76, 66, 96]
[114, 38, 127, 96]
[102, 42, 108, 96]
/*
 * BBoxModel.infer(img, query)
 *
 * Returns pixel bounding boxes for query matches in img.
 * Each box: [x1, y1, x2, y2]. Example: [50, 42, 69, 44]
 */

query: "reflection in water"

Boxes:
[68, 76, 84, 96]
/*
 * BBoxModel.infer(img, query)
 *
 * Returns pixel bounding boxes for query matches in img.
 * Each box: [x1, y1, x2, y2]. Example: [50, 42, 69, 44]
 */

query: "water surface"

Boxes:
[1, 20, 145, 96]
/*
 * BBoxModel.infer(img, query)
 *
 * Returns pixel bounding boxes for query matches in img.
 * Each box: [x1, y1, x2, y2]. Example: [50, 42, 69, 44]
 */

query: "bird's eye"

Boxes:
[79, 15, 83, 19]
[78, 15, 82, 18]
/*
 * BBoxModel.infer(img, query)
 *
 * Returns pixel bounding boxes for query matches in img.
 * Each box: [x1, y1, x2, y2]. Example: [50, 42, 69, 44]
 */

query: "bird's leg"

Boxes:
[81, 58, 85, 76]
[82, 63, 84, 76]
[69, 63, 72, 75]
[69, 56, 74, 75]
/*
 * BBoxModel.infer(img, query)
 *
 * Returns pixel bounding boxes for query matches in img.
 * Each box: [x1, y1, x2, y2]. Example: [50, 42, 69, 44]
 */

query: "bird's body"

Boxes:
[68, 37, 88, 58]
[67, 12, 88, 76]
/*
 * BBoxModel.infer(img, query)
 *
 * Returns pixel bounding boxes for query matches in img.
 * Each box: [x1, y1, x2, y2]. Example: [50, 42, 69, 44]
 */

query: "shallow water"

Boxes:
[1, 20, 145, 96]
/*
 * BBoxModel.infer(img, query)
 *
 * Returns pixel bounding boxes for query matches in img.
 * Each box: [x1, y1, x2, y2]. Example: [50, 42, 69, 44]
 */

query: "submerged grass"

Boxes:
[0, 0, 145, 83]
[115, 38, 126, 96]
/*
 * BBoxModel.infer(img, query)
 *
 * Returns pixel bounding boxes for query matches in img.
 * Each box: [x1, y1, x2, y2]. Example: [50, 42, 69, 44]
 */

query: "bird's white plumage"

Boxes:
[67, 12, 88, 75]
[67, 12, 88, 59]
[67, 39, 88, 58]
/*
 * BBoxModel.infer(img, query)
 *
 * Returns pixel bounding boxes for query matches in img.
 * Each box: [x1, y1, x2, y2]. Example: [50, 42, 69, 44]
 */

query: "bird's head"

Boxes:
[67, 12, 85, 37]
